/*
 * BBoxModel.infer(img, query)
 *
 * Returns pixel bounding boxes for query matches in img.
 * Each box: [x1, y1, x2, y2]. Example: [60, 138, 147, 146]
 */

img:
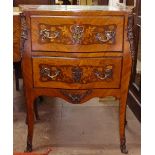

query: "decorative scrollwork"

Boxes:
[70, 25, 84, 44]
[127, 14, 136, 60]
[60, 89, 92, 104]
[72, 67, 83, 83]
[38, 24, 116, 45]
[39, 64, 113, 83]
[120, 137, 128, 154]
[20, 13, 28, 56]
[25, 138, 32, 152]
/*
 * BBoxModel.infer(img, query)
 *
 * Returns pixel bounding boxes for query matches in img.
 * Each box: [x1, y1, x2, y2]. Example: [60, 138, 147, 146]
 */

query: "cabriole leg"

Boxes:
[124, 104, 128, 127]
[119, 97, 128, 154]
[34, 97, 40, 121]
[25, 95, 35, 152]
[25, 97, 40, 124]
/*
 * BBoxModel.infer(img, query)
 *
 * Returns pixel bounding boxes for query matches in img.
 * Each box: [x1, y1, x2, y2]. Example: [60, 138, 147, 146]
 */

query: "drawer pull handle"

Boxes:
[40, 67, 60, 79]
[96, 31, 115, 43]
[40, 29, 60, 40]
[94, 68, 112, 80]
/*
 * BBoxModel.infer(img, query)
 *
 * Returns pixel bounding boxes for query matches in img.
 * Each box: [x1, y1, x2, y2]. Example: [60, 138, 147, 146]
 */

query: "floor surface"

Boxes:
[13, 78, 141, 155]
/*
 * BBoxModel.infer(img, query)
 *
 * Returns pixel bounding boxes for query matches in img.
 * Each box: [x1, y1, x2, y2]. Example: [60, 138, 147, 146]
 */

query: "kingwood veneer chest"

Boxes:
[20, 5, 134, 153]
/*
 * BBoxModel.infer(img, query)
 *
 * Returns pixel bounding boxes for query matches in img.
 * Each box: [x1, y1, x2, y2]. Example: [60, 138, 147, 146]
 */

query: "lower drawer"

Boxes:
[32, 57, 122, 89]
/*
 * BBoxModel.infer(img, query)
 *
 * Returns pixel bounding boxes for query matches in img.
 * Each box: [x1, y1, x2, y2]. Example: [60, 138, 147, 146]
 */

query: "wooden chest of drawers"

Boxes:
[20, 5, 134, 154]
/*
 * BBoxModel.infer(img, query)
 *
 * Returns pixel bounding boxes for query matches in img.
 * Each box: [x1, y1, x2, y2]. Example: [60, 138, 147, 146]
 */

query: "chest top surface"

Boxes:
[20, 5, 133, 14]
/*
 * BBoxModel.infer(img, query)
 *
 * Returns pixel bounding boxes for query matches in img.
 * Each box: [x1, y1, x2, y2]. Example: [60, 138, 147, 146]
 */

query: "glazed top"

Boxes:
[19, 5, 133, 13]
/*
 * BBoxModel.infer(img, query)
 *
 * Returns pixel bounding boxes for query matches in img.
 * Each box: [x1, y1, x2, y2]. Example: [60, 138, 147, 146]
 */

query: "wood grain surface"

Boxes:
[20, 5, 133, 153]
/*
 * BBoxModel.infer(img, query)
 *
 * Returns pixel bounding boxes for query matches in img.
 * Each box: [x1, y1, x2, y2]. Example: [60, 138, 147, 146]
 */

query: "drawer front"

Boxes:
[32, 57, 122, 89]
[31, 16, 124, 52]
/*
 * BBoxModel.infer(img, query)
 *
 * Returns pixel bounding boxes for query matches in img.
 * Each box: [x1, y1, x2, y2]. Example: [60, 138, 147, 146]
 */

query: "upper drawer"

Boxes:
[30, 16, 124, 52]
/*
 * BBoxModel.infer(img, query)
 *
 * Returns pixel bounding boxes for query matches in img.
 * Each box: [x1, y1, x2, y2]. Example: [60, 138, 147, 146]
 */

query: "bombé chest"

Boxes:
[20, 5, 134, 153]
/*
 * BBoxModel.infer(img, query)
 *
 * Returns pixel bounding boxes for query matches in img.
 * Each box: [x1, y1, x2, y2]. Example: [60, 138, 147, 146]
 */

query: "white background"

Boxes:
[0, 0, 13, 155]
[0, 0, 155, 154]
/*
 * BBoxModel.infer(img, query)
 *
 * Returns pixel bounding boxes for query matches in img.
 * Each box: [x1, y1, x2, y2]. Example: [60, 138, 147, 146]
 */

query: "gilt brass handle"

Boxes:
[40, 67, 60, 79]
[96, 31, 115, 43]
[40, 29, 60, 40]
[94, 68, 112, 80]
